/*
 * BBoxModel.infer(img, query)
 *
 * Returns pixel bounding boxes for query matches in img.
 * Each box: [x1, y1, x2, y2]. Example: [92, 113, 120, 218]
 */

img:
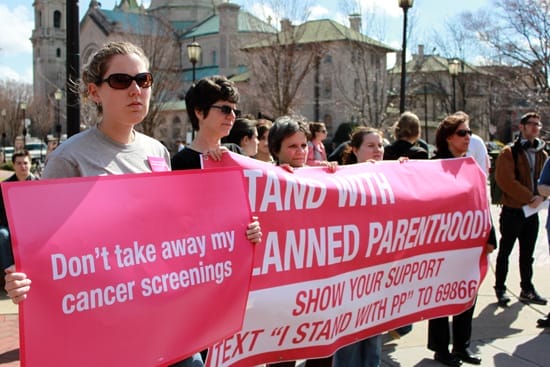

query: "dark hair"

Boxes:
[435, 114, 468, 156]
[520, 111, 540, 124]
[393, 111, 420, 140]
[12, 150, 31, 163]
[256, 119, 272, 140]
[309, 122, 325, 139]
[222, 118, 257, 146]
[268, 116, 309, 164]
[342, 127, 383, 165]
[185, 75, 240, 131]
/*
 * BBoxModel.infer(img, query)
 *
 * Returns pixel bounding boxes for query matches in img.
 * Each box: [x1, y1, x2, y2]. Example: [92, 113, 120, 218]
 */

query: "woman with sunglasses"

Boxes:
[170, 75, 261, 248]
[426, 113, 496, 367]
[170, 75, 262, 364]
[306, 122, 329, 166]
[171, 75, 243, 170]
[3, 41, 206, 367]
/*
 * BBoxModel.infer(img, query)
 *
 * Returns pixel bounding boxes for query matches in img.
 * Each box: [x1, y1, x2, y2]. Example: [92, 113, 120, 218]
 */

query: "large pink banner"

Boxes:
[2, 168, 254, 367]
[203, 153, 490, 366]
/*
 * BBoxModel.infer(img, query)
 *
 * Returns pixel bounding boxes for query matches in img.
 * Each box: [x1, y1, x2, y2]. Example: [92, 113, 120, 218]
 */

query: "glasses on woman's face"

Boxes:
[525, 120, 543, 127]
[209, 105, 241, 117]
[100, 72, 153, 89]
[455, 129, 472, 137]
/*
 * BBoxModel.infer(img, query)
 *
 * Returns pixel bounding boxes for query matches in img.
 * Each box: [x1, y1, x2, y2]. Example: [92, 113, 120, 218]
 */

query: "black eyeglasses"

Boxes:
[100, 73, 153, 89]
[455, 129, 472, 137]
[209, 105, 241, 117]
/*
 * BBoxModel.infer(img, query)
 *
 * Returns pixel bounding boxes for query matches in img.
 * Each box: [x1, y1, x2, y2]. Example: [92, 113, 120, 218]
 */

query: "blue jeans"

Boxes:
[0, 226, 12, 270]
[333, 335, 381, 367]
[169, 353, 204, 367]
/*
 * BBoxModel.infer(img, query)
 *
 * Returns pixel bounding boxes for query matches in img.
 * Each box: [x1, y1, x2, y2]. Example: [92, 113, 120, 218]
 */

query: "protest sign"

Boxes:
[203, 153, 490, 366]
[2, 168, 253, 367]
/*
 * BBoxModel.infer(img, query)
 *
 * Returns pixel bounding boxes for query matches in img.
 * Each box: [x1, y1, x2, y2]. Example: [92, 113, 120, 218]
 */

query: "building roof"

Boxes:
[89, 9, 169, 36]
[87, 5, 275, 40]
[243, 18, 395, 51]
[389, 53, 483, 75]
[182, 11, 277, 40]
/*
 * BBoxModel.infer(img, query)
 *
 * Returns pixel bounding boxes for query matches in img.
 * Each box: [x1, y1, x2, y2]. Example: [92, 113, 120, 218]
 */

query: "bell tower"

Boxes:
[31, 0, 66, 102]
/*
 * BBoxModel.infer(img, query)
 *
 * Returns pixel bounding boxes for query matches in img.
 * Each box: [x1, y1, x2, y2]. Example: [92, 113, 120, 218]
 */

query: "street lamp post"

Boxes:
[398, 0, 414, 114]
[20, 102, 27, 148]
[187, 41, 201, 84]
[1, 109, 6, 149]
[54, 89, 63, 144]
[187, 40, 201, 139]
[449, 59, 460, 112]
[423, 85, 428, 142]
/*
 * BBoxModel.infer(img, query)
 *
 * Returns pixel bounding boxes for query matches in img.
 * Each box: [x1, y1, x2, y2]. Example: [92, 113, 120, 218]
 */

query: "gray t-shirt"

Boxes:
[43, 126, 171, 178]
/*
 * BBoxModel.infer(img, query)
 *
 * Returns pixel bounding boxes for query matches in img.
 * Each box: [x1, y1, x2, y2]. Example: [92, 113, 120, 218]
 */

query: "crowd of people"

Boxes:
[2, 41, 550, 367]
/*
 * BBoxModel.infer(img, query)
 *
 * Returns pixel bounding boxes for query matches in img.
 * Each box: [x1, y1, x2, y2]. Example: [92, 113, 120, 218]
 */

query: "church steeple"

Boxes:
[116, 0, 145, 13]
[31, 0, 66, 109]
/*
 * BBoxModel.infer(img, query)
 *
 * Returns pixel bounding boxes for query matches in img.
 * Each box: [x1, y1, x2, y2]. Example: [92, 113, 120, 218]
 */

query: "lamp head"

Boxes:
[448, 59, 460, 76]
[187, 42, 202, 64]
[398, 0, 414, 9]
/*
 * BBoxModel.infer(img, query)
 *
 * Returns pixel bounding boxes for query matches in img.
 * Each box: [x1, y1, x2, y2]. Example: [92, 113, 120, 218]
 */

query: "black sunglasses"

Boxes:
[100, 72, 153, 89]
[209, 105, 241, 117]
[455, 129, 472, 137]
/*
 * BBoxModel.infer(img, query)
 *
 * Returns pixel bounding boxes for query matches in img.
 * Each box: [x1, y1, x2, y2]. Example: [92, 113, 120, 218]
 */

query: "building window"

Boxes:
[56, 48, 61, 58]
[54, 10, 61, 28]
[324, 55, 332, 64]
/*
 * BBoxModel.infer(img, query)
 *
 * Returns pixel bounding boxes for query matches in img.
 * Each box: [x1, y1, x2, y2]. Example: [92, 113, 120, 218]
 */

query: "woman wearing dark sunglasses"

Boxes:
[3, 41, 206, 367]
[427, 113, 496, 367]
[171, 75, 243, 170]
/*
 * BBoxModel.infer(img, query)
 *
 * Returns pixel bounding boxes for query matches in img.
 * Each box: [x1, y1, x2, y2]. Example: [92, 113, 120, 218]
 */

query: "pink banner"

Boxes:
[2, 168, 254, 367]
[203, 153, 490, 366]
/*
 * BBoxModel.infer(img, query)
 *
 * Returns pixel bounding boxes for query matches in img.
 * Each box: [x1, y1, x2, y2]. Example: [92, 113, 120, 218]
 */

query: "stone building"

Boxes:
[31, 1, 395, 150]
[387, 45, 494, 144]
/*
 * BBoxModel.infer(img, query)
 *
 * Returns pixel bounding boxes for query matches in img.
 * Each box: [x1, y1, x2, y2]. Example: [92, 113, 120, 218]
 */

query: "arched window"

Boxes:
[54, 10, 61, 28]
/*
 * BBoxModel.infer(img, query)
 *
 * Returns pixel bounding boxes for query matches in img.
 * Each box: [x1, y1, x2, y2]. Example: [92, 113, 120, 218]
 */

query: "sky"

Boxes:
[0, 0, 491, 83]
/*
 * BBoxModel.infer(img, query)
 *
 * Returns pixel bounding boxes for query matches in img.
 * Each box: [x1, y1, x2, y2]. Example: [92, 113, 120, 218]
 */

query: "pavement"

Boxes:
[1, 204, 549, 367]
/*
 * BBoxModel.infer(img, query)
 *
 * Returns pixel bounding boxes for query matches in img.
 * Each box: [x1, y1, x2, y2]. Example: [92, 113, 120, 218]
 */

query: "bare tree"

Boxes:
[333, 41, 391, 128]
[241, 0, 328, 117]
[0, 80, 32, 146]
[128, 16, 183, 137]
[460, 0, 550, 105]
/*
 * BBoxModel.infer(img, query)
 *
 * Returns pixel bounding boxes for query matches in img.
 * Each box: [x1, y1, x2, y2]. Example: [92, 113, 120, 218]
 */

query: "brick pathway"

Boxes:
[0, 314, 19, 366]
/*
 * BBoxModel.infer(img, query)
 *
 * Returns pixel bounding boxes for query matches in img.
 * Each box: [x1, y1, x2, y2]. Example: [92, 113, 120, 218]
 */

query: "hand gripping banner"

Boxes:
[2, 169, 254, 367]
[203, 153, 491, 366]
